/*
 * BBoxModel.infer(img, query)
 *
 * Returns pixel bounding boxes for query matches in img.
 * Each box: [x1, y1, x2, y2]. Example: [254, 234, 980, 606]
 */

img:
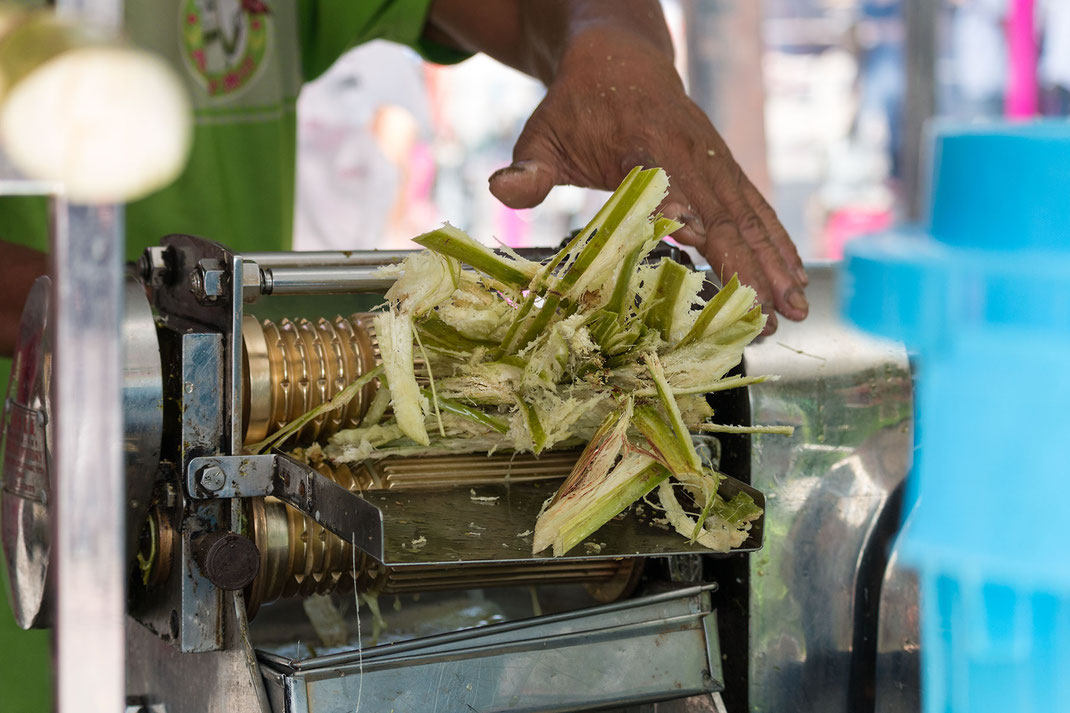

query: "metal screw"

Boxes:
[189, 268, 205, 301]
[198, 465, 226, 493]
[138, 246, 170, 288]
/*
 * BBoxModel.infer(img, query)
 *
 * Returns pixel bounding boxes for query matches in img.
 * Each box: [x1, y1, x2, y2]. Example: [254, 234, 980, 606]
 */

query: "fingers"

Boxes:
[731, 200, 808, 324]
[659, 185, 706, 251]
[743, 181, 808, 286]
[699, 200, 780, 328]
[658, 177, 783, 334]
[489, 159, 557, 209]
[488, 104, 565, 209]
[685, 161, 808, 327]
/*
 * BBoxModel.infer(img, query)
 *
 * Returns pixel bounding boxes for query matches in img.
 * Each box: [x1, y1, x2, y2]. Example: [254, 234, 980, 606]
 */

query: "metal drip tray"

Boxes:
[258, 584, 723, 713]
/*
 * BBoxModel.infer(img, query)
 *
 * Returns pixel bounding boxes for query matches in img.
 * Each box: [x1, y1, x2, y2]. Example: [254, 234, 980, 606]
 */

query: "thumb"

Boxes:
[489, 159, 557, 210]
[489, 112, 564, 209]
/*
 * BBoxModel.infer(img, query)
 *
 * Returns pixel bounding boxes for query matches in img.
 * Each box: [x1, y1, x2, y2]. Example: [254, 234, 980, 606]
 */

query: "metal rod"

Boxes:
[245, 250, 412, 268]
[902, 0, 938, 220]
[262, 265, 396, 295]
[51, 199, 126, 713]
[52, 0, 127, 707]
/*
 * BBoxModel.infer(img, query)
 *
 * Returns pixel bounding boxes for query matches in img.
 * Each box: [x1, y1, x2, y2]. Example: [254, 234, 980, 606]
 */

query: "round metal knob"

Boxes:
[192, 532, 260, 591]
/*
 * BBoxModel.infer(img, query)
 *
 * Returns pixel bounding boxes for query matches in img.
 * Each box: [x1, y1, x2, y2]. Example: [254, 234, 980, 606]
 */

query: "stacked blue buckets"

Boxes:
[842, 123, 1070, 713]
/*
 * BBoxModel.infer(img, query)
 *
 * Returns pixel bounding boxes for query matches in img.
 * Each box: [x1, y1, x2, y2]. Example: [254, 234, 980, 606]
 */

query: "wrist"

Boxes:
[526, 2, 675, 83]
[550, 23, 683, 94]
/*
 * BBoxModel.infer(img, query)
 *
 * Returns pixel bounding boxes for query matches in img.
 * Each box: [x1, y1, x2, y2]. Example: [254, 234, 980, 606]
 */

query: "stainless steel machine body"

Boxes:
[3, 236, 749, 712]
[745, 264, 919, 713]
[2, 234, 921, 712]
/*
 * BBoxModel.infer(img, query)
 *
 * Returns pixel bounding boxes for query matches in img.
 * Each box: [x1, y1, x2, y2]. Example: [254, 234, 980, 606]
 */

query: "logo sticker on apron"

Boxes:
[180, 0, 272, 99]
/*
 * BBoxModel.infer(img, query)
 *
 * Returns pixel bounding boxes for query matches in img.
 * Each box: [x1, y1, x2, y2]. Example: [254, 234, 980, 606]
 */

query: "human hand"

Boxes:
[488, 27, 808, 334]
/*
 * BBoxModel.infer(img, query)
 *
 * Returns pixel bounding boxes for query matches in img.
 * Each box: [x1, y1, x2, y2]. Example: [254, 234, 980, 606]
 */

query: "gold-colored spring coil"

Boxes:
[242, 314, 379, 446]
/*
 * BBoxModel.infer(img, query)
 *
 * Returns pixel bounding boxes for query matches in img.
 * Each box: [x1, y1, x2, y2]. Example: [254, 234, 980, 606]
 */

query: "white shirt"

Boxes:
[1041, 0, 1070, 87]
[952, 0, 1009, 99]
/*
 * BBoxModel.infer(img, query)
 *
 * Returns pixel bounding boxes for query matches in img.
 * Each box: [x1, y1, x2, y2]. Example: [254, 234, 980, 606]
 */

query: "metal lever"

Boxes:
[185, 453, 385, 561]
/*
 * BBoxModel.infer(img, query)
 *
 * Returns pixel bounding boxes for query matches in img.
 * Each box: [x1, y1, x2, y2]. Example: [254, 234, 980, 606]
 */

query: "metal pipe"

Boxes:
[52, 1, 127, 708]
[51, 200, 126, 713]
[244, 250, 412, 268]
[902, 0, 938, 220]
[261, 265, 396, 295]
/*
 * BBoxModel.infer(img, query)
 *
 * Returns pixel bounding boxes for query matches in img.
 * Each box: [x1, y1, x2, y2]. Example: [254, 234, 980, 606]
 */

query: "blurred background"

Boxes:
[293, 0, 1067, 261]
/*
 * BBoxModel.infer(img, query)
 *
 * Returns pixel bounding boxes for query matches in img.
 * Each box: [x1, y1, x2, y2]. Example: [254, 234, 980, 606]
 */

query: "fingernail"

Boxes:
[662, 208, 705, 241]
[490, 161, 537, 181]
[680, 212, 705, 235]
[794, 266, 809, 286]
[785, 287, 808, 314]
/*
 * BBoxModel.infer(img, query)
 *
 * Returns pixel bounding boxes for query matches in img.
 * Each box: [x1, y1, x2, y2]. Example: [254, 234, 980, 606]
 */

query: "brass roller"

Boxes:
[243, 314, 378, 445]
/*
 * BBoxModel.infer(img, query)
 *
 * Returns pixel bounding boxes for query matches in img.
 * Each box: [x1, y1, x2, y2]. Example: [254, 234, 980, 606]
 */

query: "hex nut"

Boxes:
[198, 465, 226, 492]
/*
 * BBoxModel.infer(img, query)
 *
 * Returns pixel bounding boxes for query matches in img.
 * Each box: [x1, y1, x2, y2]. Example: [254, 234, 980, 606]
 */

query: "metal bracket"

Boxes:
[186, 454, 385, 561]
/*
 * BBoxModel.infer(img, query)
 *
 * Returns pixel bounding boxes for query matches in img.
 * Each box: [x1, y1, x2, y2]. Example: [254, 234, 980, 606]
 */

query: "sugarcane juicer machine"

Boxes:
[2, 234, 917, 713]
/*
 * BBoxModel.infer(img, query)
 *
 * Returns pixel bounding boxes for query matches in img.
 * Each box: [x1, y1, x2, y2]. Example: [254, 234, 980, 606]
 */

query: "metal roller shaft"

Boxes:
[260, 266, 396, 296]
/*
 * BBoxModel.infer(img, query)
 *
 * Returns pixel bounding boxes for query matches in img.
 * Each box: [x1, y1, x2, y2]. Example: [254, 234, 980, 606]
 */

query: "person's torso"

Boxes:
[124, 0, 304, 256]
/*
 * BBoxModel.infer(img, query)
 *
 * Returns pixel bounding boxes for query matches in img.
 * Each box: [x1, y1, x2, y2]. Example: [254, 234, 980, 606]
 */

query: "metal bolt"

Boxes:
[138, 246, 170, 287]
[201, 268, 225, 300]
[198, 465, 226, 492]
[192, 532, 260, 591]
[241, 260, 264, 304]
[189, 268, 205, 301]
[190, 259, 227, 304]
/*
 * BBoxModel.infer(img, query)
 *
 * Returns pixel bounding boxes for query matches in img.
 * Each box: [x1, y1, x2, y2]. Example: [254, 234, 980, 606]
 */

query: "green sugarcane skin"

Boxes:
[516, 399, 547, 453]
[632, 405, 695, 476]
[644, 353, 702, 471]
[678, 274, 744, 347]
[713, 490, 762, 526]
[510, 168, 664, 353]
[494, 290, 538, 357]
[546, 165, 643, 275]
[644, 259, 691, 340]
[417, 315, 498, 352]
[554, 462, 671, 555]
[420, 387, 509, 434]
[560, 169, 659, 295]
[414, 225, 535, 287]
[605, 244, 643, 317]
